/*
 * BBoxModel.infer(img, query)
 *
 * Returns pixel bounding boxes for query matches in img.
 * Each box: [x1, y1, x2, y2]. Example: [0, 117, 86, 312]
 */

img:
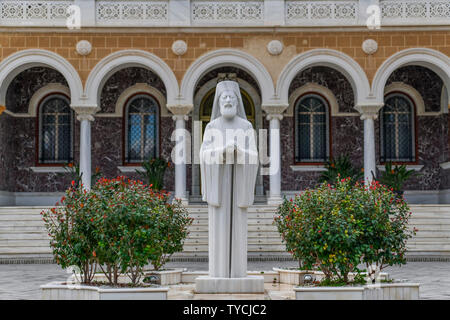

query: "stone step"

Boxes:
[407, 225, 450, 231]
[0, 247, 53, 254]
[188, 225, 278, 232]
[0, 233, 49, 240]
[0, 239, 50, 247]
[0, 225, 47, 232]
[187, 231, 281, 238]
[189, 219, 277, 225]
[0, 220, 46, 227]
[182, 244, 286, 252]
[0, 214, 45, 221]
[184, 238, 283, 245]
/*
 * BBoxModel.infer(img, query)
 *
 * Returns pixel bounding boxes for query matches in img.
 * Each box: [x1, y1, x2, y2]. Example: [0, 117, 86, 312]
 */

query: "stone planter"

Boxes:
[295, 282, 420, 300]
[364, 283, 420, 300]
[275, 268, 389, 285]
[41, 282, 169, 300]
[144, 268, 184, 285]
[273, 268, 315, 285]
[295, 286, 365, 300]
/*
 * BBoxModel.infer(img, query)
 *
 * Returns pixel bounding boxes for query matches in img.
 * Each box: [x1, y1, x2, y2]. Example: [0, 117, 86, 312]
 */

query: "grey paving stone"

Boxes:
[0, 261, 448, 300]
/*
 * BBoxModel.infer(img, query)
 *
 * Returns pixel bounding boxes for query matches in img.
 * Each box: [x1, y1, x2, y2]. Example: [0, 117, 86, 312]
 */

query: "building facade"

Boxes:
[0, 0, 449, 206]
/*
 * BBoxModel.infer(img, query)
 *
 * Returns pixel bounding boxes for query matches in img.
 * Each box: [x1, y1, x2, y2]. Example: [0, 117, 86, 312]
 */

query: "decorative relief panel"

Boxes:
[1, 0, 449, 27]
[192, 0, 263, 24]
[96, 0, 168, 25]
[0, 0, 72, 24]
[285, 0, 358, 25]
[380, 0, 450, 24]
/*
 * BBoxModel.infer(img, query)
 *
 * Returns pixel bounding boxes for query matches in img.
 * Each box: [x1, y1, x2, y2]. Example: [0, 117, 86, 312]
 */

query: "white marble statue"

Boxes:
[200, 80, 259, 279]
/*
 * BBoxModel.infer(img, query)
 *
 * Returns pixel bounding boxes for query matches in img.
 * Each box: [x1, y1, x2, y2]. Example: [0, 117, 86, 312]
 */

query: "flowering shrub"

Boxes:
[42, 177, 192, 285]
[274, 178, 416, 285]
[41, 184, 98, 284]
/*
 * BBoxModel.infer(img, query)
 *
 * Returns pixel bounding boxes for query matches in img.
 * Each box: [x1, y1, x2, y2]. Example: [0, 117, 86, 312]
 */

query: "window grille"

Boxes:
[295, 94, 329, 163]
[125, 94, 159, 163]
[39, 94, 73, 164]
[381, 93, 415, 163]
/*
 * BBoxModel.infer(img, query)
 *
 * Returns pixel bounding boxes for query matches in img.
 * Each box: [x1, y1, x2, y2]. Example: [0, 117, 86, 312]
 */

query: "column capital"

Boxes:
[172, 114, 189, 121]
[262, 104, 288, 115]
[167, 104, 193, 116]
[262, 104, 288, 121]
[266, 114, 284, 121]
[354, 104, 383, 120]
[72, 105, 100, 122]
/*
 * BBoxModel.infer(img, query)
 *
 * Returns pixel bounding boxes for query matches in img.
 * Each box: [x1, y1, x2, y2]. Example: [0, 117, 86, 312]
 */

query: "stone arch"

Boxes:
[286, 83, 358, 117]
[28, 83, 71, 117]
[0, 49, 83, 107]
[85, 50, 179, 107]
[383, 82, 433, 116]
[102, 83, 169, 117]
[180, 49, 275, 106]
[277, 49, 371, 107]
[372, 48, 450, 106]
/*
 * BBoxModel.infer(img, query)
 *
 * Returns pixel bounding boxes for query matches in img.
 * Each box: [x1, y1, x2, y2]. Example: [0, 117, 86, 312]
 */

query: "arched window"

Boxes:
[294, 93, 330, 163]
[124, 94, 159, 164]
[380, 93, 416, 163]
[38, 94, 73, 164]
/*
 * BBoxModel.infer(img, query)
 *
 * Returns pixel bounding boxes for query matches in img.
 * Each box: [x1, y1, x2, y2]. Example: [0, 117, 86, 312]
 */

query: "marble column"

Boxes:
[262, 105, 288, 205]
[167, 104, 193, 204]
[73, 106, 98, 190]
[355, 105, 383, 185]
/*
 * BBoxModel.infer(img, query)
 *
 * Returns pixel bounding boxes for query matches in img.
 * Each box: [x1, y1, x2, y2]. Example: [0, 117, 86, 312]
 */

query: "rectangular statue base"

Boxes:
[195, 276, 265, 294]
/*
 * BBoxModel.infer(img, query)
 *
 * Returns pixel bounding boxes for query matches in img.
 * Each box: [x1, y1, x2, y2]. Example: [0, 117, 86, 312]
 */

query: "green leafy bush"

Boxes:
[42, 177, 192, 285]
[136, 158, 171, 191]
[378, 162, 418, 196]
[274, 178, 416, 285]
[59, 162, 102, 189]
[41, 182, 98, 284]
[320, 155, 363, 185]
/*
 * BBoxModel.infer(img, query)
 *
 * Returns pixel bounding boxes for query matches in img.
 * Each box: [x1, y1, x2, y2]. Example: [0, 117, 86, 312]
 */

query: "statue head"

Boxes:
[210, 80, 247, 121]
[219, 90, 238, 120]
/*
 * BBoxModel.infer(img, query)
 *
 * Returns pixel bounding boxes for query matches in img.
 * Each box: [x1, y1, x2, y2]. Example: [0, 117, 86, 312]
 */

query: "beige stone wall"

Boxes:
[0, 31, 449, 86]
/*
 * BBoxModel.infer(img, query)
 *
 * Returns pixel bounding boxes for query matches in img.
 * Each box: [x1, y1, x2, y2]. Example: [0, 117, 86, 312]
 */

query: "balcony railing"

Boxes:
[0, 0, 448, 28]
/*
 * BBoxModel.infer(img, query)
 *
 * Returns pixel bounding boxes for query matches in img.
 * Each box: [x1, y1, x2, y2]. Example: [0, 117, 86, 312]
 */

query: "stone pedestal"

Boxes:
[195, 276, 265, 294]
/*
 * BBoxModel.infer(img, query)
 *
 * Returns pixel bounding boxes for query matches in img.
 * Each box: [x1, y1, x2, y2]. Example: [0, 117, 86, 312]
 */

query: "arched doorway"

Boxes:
[199, 87, 255, 134]
[191, 75, 264, 200]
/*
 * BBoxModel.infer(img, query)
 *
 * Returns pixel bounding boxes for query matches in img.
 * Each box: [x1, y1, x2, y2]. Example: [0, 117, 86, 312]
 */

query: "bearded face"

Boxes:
[219, 90, 238, 120]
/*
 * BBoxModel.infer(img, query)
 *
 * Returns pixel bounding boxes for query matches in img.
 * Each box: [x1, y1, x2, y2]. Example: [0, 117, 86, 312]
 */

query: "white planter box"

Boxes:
[364, 283, 420, 300]
[295, 286, 365, 300]
[273, 268, 315, 285]
[144, 268, 184, 285]
[275, 268, 389, 285]
[71, 268, 184, 286]
[41, 282, 168, 300]
[295, 282, 420, 300]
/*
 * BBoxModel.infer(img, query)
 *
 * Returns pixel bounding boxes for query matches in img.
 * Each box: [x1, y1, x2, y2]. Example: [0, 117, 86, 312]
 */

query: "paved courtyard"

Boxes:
[0, 261, 449, 300]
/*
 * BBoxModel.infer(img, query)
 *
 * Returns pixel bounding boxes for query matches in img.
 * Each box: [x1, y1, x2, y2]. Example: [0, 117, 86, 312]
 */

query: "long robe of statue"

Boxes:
[200, 80, 259, 279]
